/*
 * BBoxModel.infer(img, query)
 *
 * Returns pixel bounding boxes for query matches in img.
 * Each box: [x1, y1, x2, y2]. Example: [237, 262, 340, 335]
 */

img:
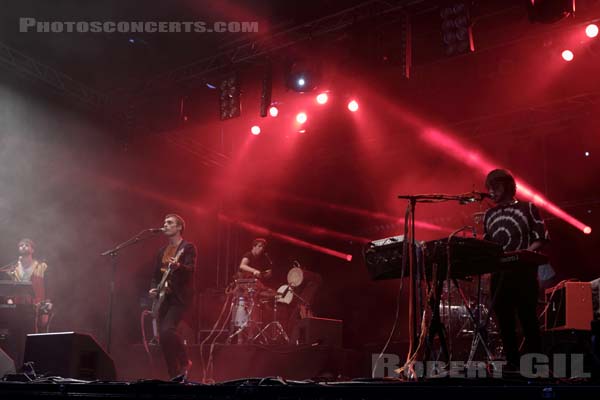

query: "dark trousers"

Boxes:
[158, 302, 189, 377]
[491, 271, 542, 366]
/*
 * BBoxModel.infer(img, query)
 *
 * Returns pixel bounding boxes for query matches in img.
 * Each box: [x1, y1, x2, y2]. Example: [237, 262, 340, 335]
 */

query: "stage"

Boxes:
[3, 337, 600, 398]
[1, 0, 600, 398]
[1, 377, 600, 400]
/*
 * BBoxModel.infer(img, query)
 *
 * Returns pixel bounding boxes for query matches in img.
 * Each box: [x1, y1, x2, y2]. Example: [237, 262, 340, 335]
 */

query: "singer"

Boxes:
[0, 238, 53, 366]
[238, 238, 272, 279]
[148, 214, 196, 379]
[483, 169, 549, 369]
[3, 238, 53, 332]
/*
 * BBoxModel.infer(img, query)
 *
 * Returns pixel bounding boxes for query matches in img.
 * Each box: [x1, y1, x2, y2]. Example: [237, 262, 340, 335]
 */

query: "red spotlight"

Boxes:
[296, 112, 307, 124]
[298, 129, 307, 134]
[586, 23, 599, 38]
[561, 49, 574, 61]
[347, 99, 359, 112]
[346, 254, 353, 262]
[269, 106, 279, 117]
[584, 226, 592, 235]
[251, 125, 261, 135]
[316, 93, 329, 104]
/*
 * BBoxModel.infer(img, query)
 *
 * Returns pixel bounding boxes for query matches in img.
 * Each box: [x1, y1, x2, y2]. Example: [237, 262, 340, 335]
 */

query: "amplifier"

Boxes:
[591, 277, 600, 320]
[545, 282, 593, 331]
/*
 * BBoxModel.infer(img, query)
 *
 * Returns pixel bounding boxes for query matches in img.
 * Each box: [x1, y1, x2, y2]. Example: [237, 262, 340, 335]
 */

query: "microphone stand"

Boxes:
[100, 228, 157, 354]
[395, 192, 487, 373]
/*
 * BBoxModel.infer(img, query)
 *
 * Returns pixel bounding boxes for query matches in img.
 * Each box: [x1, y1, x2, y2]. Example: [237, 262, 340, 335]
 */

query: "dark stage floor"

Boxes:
[111, 343, 367, 382]
[2, 378, 600, 400]
[3, 340, 600, 399]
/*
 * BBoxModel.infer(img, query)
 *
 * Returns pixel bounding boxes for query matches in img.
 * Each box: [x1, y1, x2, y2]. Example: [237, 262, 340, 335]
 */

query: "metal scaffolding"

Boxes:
[130, 0, 420, 96]
[0, 41, 126, 123]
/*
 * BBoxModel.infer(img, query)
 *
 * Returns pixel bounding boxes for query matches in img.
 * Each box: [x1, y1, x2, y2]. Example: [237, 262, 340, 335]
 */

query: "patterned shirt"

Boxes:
[483, 201, 549, 252]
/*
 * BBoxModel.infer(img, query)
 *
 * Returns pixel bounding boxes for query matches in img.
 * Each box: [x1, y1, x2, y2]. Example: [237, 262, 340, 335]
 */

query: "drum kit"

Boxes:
[438, 276, 503, 361]
[227, 265, 307, 344]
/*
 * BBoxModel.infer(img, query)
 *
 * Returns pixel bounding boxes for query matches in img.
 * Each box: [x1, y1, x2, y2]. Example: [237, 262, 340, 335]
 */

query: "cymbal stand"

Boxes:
[253, 295, 289, 344]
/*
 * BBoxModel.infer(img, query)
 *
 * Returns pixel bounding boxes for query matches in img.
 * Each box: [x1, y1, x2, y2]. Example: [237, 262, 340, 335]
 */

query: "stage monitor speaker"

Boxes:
[545, 281, 593, 331]
[23, 332, 116, 380]
[0, 347, 15, 377]
[292, 317, 343, 347]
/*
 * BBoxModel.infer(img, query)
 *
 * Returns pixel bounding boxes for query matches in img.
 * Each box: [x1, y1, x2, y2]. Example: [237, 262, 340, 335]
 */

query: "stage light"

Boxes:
[296, 112, 307, 124]
[316, 93, 329, 104]
[286, 59, 320, 92]
[251, 125, 261, 135]
[259, 61, 272, 118]
[585, 151, 590, 157]
[561, 49, 574, 61]
[440, 2, 475, 56]
[584, 226, 592, 234]
[586, 24, 599, 38]
[347, 100, 359, 112]
[219, 73, 241, 120]
[269, 106, 279, 117]
[298, 129, 306, 134]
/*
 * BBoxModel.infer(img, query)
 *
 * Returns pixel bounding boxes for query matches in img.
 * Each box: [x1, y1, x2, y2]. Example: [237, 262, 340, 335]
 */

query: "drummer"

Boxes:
[238, 238, 272, 280]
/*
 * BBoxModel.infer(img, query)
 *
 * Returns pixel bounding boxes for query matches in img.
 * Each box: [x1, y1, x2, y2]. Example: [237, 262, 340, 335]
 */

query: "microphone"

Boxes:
[149, 227, 165, 233]
[459, 191, 492, 204]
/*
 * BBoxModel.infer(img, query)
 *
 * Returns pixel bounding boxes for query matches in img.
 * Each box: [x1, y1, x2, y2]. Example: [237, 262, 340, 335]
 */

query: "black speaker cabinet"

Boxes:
[24, 332, 116, 380]
[291, 317, 343, 347]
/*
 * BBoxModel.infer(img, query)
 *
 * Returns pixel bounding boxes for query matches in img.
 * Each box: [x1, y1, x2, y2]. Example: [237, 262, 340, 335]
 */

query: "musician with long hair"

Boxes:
[2, 238, 53, 332]
[484, 169, 549, 368]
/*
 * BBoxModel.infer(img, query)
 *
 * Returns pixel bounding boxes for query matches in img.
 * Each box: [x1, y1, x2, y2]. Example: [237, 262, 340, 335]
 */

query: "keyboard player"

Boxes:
[483, 169, 549, 369]
[1, 238, 52, 333]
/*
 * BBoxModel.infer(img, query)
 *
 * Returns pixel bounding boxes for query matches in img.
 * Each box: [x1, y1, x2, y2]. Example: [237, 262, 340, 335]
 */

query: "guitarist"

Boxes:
[148, 214, 196, 379]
